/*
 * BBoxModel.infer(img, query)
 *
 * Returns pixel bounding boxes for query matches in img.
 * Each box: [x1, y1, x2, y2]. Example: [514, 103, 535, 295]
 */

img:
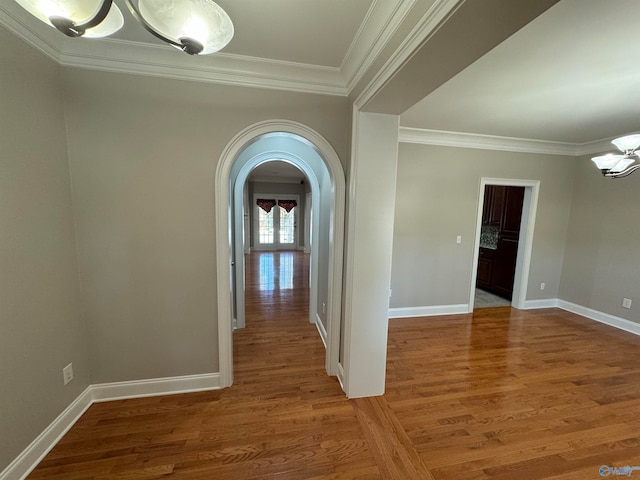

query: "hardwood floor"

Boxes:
[27, 253, 640, 479]
[385, 307, 640, 480]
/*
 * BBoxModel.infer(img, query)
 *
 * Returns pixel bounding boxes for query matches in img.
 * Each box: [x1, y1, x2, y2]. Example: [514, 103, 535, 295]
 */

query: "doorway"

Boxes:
[469, 178, 540, 311]
[215, 121, 345, 389]
[475, 185, 525, 307]
[253, 195, 300, 251]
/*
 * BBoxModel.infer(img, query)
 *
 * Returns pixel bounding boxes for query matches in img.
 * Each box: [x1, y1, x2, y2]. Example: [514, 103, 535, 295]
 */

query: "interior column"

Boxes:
[342, 110, 399, 398]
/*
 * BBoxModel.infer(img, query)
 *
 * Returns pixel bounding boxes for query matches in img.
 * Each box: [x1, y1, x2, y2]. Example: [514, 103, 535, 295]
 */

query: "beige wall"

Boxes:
[0, 27, 89, 471]
[61, 68, 350, 383]
[560, 155, 640, 324]
[391, 143, 576, 309]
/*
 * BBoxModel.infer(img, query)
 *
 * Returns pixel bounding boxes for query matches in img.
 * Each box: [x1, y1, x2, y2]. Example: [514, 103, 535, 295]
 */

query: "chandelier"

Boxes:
[13, 0, 233, 55]
[591, 134, 640, 178]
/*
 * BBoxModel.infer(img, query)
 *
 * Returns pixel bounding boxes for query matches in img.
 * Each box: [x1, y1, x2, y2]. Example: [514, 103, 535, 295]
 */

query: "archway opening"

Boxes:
[215, 121, 345, 389]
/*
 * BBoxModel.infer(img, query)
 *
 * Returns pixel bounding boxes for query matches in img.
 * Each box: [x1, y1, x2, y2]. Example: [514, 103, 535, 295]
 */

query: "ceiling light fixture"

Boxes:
[13, 0, 234, 55]
[15, 0, 124, 38]
[125, 0, 233, 55]
[592, 134, 640, 178]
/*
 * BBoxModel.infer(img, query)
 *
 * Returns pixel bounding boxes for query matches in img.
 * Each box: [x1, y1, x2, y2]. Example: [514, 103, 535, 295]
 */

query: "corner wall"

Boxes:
[559, 155, 640, 324]
[0, 27, 89, 472]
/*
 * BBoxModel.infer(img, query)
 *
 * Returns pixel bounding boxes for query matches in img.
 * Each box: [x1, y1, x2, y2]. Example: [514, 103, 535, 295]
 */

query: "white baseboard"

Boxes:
[315, 313, 328, 349]
[557, 300, 640, 336]
[520, 298, 559, 309]
[389, 300, 640, 338]
[1, 373, 221, 480]
[91, 373, 221, 402]
[389, 304, 469, 318]
[336, 362, 345, 392]
[0, 387, 93, 480]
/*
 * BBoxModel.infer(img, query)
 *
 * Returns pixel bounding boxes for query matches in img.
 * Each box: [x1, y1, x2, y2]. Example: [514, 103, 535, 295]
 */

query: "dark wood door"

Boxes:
[488, 186, 505, 227]
[476, 185, 525, 300]
[501, 187, 525, 237]
[477, 248, 494, 290]
[491, 237, 519, 299]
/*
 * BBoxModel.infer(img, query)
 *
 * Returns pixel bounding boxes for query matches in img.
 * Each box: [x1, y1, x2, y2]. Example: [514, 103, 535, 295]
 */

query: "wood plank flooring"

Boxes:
[26, 252, 640, 479]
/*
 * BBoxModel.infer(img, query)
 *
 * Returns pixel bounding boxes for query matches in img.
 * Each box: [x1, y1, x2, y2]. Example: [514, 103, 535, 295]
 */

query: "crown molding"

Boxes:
[574, 136, 620, 156]
[355, 0, 464, 109]
[399, 127, 578, 155]
[2, 0, 424, 98]
[0, 4, 346, 96]
[59, 38, 347, 96]
[341, 0, 416, 94]
[398, 127, 636, 157]
[0, 4, 60, 63]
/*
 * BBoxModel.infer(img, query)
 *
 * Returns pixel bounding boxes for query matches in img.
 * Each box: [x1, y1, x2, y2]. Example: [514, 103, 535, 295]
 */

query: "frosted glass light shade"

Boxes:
[592, 154, 625, 170]
[137, 0, 233, 54]
[612, 134, 640, 153]
[609, 157, 636, 173]
[14, 0, 123, 37]
[82, 5, 124, 38]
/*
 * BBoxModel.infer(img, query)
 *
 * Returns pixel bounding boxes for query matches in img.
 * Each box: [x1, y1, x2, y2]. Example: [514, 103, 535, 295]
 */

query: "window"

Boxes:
[254, 195, 298, 250]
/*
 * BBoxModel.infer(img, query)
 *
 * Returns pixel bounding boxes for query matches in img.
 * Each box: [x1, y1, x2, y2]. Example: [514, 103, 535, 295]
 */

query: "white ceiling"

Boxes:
[401, 0, 640, 144]
[248, 161, 306, 183]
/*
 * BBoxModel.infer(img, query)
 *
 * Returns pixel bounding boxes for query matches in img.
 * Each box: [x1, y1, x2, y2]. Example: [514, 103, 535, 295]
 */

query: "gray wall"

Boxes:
[391, 143, 576, 308]
[560, 155, 640, 323]
[61, 68, 351, 383]
[0, 27, 89, 471]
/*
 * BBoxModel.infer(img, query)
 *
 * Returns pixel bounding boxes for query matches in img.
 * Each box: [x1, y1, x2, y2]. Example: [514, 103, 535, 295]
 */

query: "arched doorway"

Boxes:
[215, 121, 345, 388]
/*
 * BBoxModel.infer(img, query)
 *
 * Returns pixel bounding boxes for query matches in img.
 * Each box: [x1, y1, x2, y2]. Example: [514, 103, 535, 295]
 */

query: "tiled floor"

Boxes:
[474, 287, 511, 308]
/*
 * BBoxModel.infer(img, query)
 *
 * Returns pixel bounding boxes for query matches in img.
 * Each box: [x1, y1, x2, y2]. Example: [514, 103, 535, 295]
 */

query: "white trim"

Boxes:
[1, 0, 412, 98]
[521, 298, 560, 309]
[0, 5, 345, 97]
[215, 120, 345, 388]
[397, 127, 633, 157]
[389, 304, 469, 318]
[557, 300, 640, 337]
[354, 0, 463, 109]
[342, 0, 416, 94]
[468, 178, 540, 312]
[0, 5, 61, 64]
[0, 388, 93, 480]
[336, 363, 346, 392]
[398, 127, 578, 156]
[91, 373, 220, 402]
[0, 373, 220, 480]
[389, 299, 640, 338]
[315, 313, 328, 349]
[59, 39, 346, 96]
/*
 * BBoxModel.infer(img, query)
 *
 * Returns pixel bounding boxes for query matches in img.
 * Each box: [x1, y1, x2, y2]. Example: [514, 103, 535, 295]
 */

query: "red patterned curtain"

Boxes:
[278, 199, 298, 212]
[256, 199, 277, 213]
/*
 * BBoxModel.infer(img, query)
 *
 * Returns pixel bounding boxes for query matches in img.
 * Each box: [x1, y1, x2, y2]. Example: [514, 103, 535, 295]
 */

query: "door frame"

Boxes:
[215, 120, 345, 388]
[469, 178, 540, 311]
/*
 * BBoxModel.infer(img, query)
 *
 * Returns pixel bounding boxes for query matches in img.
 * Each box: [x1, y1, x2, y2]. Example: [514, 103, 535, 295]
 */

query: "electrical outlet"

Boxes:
[456, 235, 462, 244]
[63, 363, 73, 385]
[540, 283, 545, 291]
[623, 298, 632, 309]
